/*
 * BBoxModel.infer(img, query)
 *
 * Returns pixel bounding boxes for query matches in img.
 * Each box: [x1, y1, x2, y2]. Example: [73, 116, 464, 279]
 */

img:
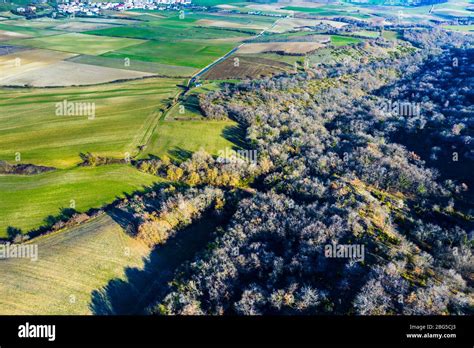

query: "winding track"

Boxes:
[135, 16, 285, 157]
[188, 16, 284, 87]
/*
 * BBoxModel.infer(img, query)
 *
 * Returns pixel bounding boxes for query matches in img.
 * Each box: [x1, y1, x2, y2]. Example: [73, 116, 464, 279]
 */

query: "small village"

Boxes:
[16, 0, 192, 17]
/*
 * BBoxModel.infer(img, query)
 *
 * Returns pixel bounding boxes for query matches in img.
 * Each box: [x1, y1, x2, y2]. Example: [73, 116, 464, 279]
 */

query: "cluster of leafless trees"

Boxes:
[144, 29, 473, 315]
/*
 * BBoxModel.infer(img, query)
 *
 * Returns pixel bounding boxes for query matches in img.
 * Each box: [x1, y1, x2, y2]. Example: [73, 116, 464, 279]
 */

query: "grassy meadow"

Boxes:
[102, 40, 237, 68]
[68, 54, 197, 77]
[282, 5, 371, 19]
[141, 120, 239, 160]
[0, 165, 163, 236]
[0, 78, 183, 168]
[0, 214, 150, 314]
[330, 35, 362, 47]
[7, 32, 146, 55]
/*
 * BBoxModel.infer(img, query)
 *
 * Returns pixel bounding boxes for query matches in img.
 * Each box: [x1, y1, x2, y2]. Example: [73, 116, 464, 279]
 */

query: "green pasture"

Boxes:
[442, 25, 474, 32]
[0, 22, 60, 36]
[330, 35, 362, 46]
[0, 164, 163, 236]
[140, 120, 239, 160]
[68, 54, 197, 77]
[86, 18, 254, 41]
[0, 78, 182, 168]
[6, 32, 145, 55]
[283, 6, 371, 19]
[102, 40, 236, 68]
[0, 214, 150, 314]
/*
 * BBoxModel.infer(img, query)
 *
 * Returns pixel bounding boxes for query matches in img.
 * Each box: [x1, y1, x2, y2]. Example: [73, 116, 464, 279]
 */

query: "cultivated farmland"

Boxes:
[0, 0, 471, 320]
[102, 40, 237, 69]
[0, 48, 76, 81]
[0, 29, 30, 41]
[196, 18, 269, 30]
[0, 61, 155, 87]
[86, 17, 253, 41]
[0, 5, 388, 240]
[0, 77, 183, 167]
[141, 120, 239, 160]
[0, 214, 150, 314]
[237, 42, 325, 55]
[7, 32, 145, 55]
[68, 54, 197, 77]
[0, 165, 162, 235]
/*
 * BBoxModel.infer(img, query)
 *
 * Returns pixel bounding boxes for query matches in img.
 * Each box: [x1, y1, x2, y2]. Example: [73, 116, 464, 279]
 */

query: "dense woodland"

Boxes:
[133, 28, 473, 315]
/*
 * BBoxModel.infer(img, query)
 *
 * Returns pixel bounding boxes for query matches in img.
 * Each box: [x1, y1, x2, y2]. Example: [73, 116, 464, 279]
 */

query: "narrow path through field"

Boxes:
[135, 16, 284, 159]
[188, 17, 284, 87]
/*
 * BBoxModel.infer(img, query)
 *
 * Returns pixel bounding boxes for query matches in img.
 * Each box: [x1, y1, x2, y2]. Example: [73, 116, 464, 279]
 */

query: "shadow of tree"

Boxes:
[43, 208, 76, 228]
[107, 182, 172, 237]
[167, 147, 193, 162]
[89, 213, 224, 315]
[6, 226, 22, 239]
[222, 124, 248, 151]
[183, 94, 201, 113]
[107, 207, 138, 237]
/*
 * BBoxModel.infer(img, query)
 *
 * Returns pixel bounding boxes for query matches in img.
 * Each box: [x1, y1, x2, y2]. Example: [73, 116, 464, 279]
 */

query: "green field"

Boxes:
[352, 30, 380, 38]
[6, 32, 145, 55]
[344, 0, 474, 21]
[0, 165, 162, 236]
[166, 95, 203, 120]
[0, 22, 60, 36]
[86, 18, 253, 41]
[442, 25, 474, 32]
[0, 214, 150, 314]
[0, 78, 182, 168]
[283, 6, 371, 19]
[253, 31, 325, 43]
[330, 35, 362, 46]
[68, 54, 197, 77]
[102, 40, 237, 68]
[191, 0, 244, 6]
[166, 80, 235, 120]
[349, 30, 399, 40]
[141, 120, 239, 160]
[382, 30, 400, 40]
[251, 52, 302, 66]
[0, 18, 59, 29]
